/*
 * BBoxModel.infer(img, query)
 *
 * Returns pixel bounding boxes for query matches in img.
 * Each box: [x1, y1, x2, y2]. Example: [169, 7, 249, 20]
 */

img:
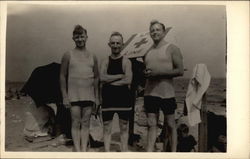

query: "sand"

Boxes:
[4, 78, 226, 152]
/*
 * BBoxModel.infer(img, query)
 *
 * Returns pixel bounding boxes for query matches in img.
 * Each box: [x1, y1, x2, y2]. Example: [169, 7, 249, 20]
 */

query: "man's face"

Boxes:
[73, 32, 88, 48]
[109, 35, 123, 55]
[150, 23, 165, 43]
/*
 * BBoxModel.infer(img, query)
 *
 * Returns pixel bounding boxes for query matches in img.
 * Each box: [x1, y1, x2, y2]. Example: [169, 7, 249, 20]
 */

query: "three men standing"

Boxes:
[60, 20, 184, 152]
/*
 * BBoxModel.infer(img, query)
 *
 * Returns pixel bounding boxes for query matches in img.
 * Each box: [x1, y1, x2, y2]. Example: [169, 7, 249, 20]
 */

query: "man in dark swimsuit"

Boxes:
[100, 32, 132, 152]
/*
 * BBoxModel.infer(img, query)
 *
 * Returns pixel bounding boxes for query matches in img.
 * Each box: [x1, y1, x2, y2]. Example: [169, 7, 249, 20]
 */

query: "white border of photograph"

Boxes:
[0, 1, 249, 159]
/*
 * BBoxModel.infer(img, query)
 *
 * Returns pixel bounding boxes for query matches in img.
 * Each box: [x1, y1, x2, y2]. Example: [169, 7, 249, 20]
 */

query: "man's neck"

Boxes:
[153, 39, 167, 48]
[153, 40, 161, 47]
[75, 46, 86, 51]
[110, 53, 122, 59]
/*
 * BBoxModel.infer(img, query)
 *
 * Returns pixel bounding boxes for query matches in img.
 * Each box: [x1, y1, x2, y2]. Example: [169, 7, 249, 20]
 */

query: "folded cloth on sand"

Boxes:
[185, 64, 211, 126]
[23, 112, 49, 138]
[50, 134, 72, 147]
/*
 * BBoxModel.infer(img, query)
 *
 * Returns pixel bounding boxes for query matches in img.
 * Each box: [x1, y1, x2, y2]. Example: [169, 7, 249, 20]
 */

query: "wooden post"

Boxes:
[198, 93, 208, 152]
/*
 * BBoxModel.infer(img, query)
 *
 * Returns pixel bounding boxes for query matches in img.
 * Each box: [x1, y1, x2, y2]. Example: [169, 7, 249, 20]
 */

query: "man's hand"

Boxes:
[95, 97, 100, 108]
[110, 75, 126, 86]
[63, 97, 71, 109]
[144, 68, 153, 78]
[144, 68, 159, 79]
[144, 68, 174, 80]
[92, 102, 101, 118]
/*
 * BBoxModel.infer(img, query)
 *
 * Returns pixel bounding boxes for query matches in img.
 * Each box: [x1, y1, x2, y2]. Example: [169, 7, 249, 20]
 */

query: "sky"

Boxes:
[5, 3, 226, 82]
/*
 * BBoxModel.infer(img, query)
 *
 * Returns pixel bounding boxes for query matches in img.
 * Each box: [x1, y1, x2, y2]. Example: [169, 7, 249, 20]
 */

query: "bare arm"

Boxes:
[60, 52, 71, 108]
[99, 57, 124, 84]
[146, 44, 184, 79]
[111, 57, 132, 86]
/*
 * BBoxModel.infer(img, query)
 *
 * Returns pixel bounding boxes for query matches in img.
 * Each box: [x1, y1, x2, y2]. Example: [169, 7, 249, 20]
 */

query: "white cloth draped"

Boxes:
[185, 64, 211, 126]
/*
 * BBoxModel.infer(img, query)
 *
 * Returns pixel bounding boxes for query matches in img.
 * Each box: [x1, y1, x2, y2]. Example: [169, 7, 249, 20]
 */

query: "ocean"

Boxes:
[5, 77, 226, 114]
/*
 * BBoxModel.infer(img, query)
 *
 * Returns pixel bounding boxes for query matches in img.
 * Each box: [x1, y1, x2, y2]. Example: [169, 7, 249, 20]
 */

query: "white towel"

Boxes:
[23, 112, 48, 138]
[185, 64, 211, 126]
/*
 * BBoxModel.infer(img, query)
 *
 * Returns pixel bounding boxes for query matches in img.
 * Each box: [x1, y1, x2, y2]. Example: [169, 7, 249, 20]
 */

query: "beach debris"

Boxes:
[11, 114, 22, 123]
[50, 134, 71, 147]
[25, 135, 52, 143]
[5, 88, 22, 100]
[5, 88, 14, 100]
[16, 90, 20, 99]
[12, 119, 22, 123]
[25, 134, 71, 150]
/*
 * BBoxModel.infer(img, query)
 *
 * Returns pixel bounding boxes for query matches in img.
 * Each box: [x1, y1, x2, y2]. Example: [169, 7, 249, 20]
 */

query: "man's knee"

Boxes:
[81, 117, 90, 128]
[103, 121, 112, 134]
[164, 115, 176, 130]
[72, 118, 81, 128]
[119, 120, 128, 132]
[147, 115, 157, 127]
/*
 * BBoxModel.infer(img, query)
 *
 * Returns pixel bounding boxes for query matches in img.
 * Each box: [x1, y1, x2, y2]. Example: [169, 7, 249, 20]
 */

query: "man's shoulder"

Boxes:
[90, 53, 98, 64]
[122, 55, 129, 60]
[167, 43, 180, 51]
[122, 56, 131, 64]
[100, 55, 110, 64]
[62, 51, 71, 59]
[166, 43, 182, 57]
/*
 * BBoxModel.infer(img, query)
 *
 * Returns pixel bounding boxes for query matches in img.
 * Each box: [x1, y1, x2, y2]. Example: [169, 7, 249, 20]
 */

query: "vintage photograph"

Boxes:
[4, 1, 227, 154]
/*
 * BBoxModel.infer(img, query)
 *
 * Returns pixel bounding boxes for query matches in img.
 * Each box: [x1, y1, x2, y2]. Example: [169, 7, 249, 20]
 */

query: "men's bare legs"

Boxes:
[119, 119, 129, 151]
[103, 121, 112, 152]
[80, 106, 92, 152]
[146, 113, 158, 152]
[70, 106, 81, 152]
[164, 114, 177, 152]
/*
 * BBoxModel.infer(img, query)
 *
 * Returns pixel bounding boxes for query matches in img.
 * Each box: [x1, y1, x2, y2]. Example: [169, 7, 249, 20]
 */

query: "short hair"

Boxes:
[73, 24, 87, 35]
[110, 31, 123, 41]
[149, 20, 166, 31]
[178, 124, 189, 134]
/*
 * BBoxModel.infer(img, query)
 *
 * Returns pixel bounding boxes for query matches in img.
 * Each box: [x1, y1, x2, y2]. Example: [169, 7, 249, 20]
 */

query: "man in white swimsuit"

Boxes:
[144, 20, 184, 152]
[60, 25, 99, 152]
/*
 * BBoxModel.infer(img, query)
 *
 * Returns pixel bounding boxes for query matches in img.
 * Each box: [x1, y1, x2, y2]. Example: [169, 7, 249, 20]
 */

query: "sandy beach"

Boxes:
[4, 78, 226, 152]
